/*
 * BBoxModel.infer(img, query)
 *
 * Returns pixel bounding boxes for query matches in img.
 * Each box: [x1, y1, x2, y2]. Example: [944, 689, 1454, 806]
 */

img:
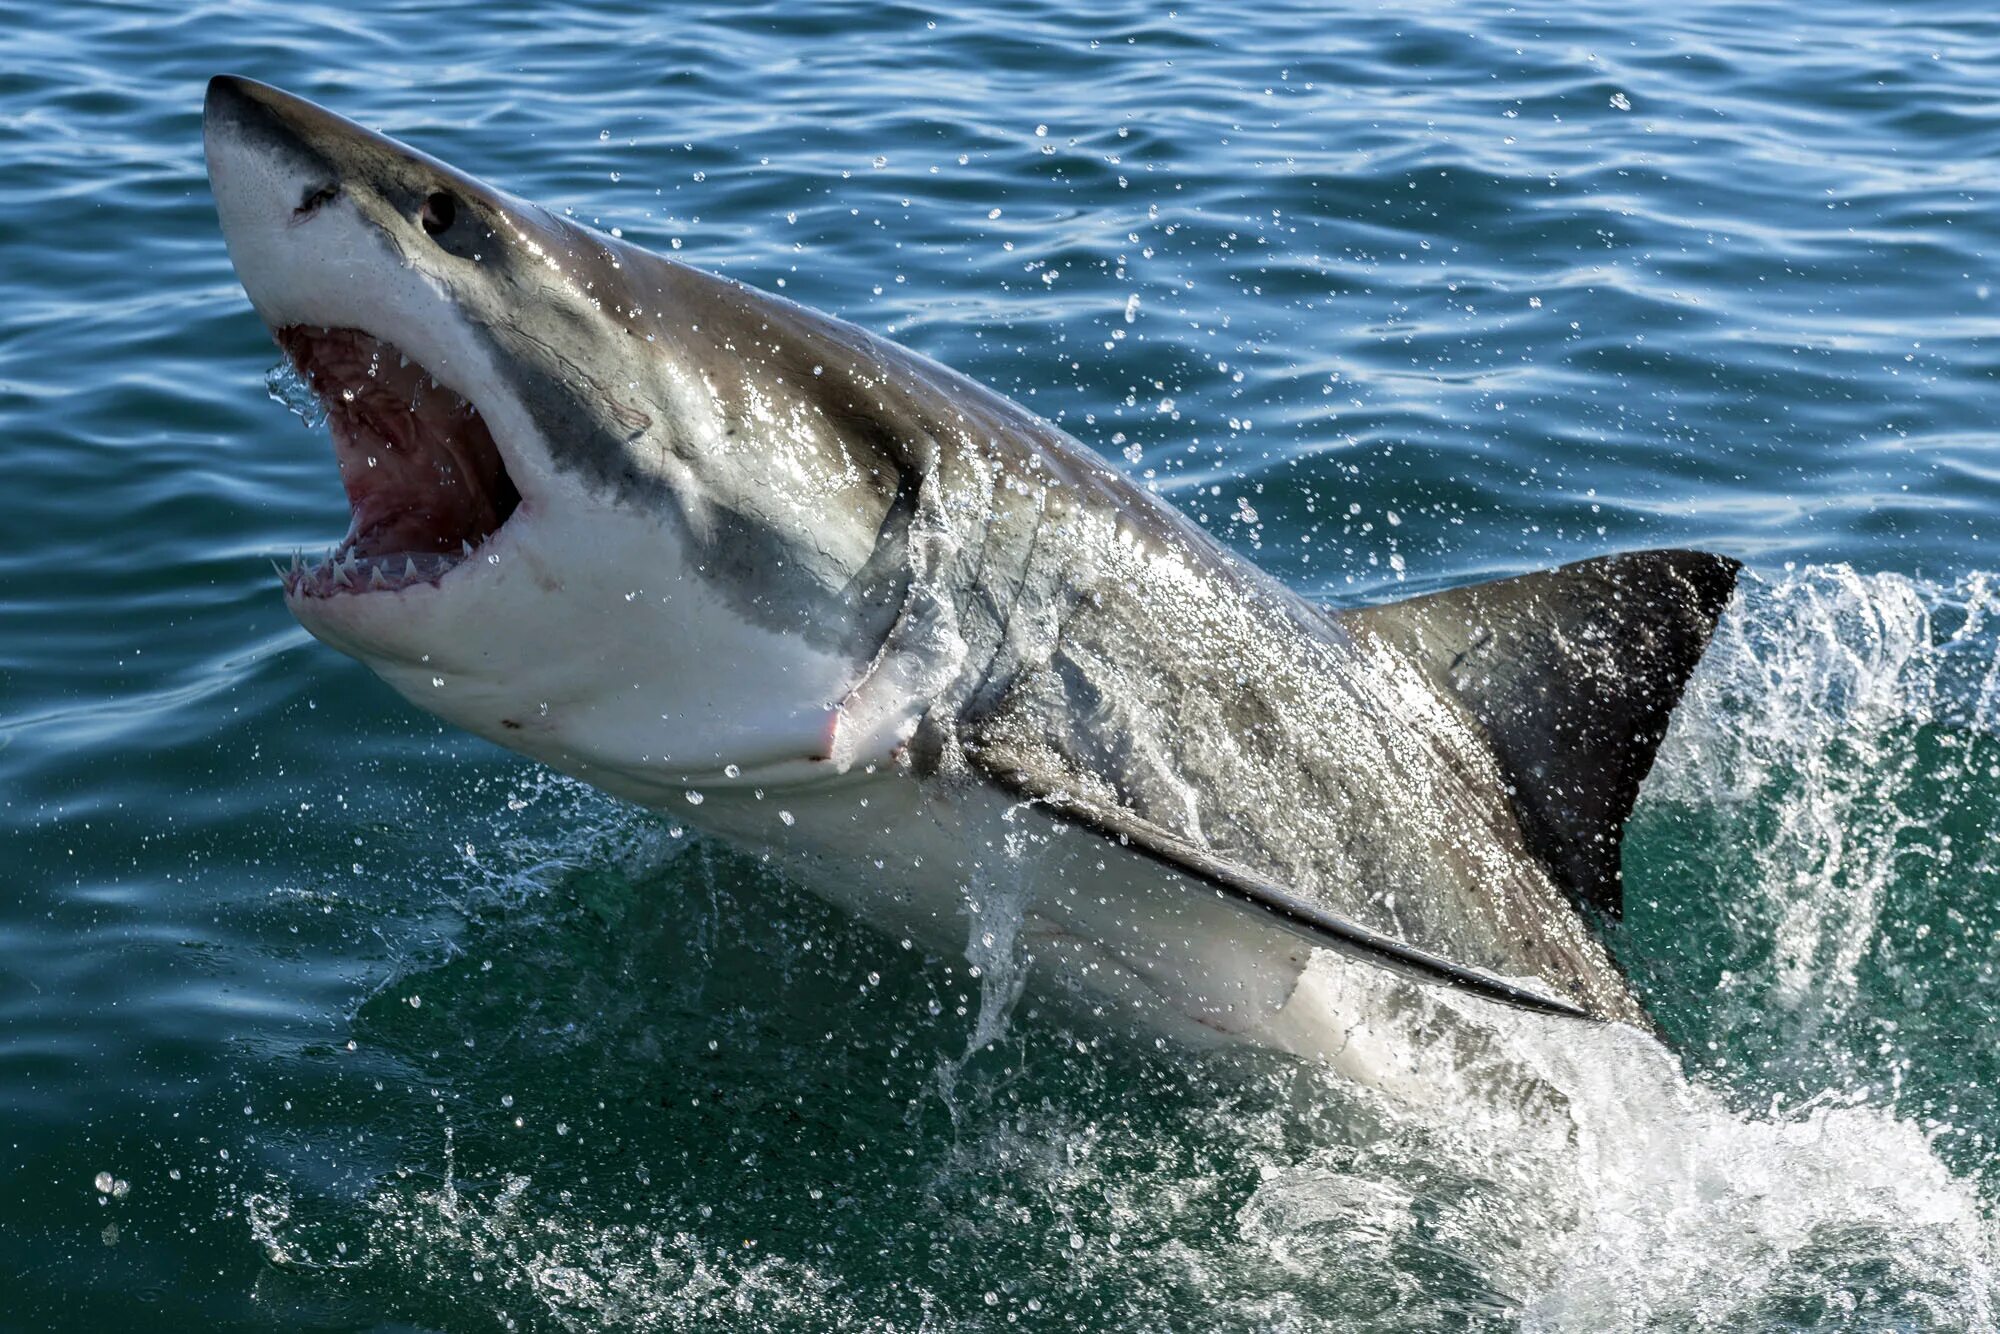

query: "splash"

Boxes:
[250, 1168, 876, 1333]
[961, 813, 1042, 1056]
[1649, 565, 1998, 1017]
[265, 358, 329, 430]
[920, 804, 1043, 1128]
[1446, 1008, 1992, 1328]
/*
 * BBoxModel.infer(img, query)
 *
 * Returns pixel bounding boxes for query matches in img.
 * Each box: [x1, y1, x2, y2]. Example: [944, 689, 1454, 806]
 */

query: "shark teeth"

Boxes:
[271, 545, 479, 598]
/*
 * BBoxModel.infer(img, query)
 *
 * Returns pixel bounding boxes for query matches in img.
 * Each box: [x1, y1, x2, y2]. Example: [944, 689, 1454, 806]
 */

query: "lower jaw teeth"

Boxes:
[278, 550, 467, 596]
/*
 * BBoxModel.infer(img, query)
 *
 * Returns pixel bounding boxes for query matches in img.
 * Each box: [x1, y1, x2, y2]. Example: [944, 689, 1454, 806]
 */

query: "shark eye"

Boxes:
[420, 190, 458, 237]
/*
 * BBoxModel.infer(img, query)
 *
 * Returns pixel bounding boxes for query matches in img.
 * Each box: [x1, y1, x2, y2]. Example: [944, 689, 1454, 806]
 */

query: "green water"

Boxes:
[7, 1, 2000, 1328]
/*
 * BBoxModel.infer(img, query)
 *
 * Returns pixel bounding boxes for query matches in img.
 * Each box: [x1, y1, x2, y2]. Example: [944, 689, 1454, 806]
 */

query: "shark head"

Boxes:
[204, 75, 921, 797]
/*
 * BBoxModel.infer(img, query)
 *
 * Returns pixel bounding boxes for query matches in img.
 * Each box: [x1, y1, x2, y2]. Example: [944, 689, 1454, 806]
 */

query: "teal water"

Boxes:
[6, 2, 2000, 1328]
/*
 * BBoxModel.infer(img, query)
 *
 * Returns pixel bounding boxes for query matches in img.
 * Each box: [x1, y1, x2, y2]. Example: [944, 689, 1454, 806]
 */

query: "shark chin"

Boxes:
[205, 74, 1744, 1080]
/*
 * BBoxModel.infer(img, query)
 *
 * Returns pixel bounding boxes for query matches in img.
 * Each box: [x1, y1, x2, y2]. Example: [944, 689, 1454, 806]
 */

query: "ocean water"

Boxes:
[5, 0, 2000, 1328]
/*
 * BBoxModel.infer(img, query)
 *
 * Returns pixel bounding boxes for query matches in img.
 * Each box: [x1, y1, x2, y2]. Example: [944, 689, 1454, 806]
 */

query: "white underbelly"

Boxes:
[676, 767, 1442, 1087]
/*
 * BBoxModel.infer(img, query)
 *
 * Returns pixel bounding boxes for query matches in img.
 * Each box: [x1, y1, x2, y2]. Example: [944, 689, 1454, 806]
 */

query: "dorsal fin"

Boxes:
[1342, 549, 1740, 921]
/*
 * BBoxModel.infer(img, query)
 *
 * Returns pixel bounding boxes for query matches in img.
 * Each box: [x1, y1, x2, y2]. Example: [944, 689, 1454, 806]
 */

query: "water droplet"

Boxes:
[264, 361, 327, 429]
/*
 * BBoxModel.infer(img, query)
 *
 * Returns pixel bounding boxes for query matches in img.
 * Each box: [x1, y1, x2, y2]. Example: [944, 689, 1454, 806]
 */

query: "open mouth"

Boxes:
[275, 325, 520, 598]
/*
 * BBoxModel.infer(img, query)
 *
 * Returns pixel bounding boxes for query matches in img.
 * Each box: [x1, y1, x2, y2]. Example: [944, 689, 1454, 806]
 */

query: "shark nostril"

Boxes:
[294, 182, 338, 218]
[420, 190, 457, 236]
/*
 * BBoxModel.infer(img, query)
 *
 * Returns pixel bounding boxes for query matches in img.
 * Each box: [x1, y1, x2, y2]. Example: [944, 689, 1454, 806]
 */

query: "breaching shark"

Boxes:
[203, 76, 1738, 1071]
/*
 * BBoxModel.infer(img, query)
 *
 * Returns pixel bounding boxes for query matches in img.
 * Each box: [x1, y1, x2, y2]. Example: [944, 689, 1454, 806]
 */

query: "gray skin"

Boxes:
[207, 77, 1699, 1032]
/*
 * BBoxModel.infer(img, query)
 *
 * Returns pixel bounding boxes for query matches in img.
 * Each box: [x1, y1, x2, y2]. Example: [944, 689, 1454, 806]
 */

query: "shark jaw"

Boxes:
[273, 324, 522, 601]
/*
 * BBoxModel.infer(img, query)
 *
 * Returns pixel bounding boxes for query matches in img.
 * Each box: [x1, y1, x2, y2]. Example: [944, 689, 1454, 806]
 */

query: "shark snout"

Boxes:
[203, 75, 338, 194]
[204, 74, 286, 133]
[202, 75, 354, 286]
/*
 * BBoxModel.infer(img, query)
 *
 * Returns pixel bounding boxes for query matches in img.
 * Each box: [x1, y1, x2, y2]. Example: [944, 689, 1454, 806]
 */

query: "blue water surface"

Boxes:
[5, 1, 2000, 1329]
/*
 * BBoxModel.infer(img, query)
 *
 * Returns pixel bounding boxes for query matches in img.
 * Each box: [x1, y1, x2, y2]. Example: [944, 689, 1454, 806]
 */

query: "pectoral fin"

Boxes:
[970, 740, 1598, 1021]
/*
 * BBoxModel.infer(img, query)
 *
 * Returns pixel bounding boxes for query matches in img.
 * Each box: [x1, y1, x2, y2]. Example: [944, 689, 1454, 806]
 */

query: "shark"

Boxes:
[203, 75, 1738, 1071]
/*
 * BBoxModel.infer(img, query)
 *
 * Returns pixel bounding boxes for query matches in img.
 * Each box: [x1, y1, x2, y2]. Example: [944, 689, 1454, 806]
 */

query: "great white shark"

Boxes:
[203, 76, 1738, 1072]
